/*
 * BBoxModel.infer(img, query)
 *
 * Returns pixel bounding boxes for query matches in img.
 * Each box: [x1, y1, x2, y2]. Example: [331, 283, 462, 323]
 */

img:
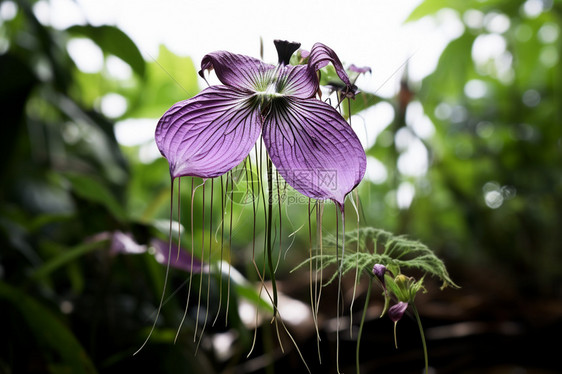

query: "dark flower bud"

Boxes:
[274, 40, 301, 66]
[388, 301, 408, 323]
[373, 264, 387, 284]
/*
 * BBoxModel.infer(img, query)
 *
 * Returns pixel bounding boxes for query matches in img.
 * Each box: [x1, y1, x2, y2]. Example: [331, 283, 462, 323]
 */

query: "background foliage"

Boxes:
[1, 0, 561, 373]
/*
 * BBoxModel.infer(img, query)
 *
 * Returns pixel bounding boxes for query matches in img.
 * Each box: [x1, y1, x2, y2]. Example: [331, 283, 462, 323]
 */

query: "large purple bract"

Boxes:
[155, 40, 366, 206]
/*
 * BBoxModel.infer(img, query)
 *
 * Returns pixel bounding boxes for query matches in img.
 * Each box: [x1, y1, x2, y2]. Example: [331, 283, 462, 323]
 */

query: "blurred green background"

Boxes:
[1, 0, 561, 373]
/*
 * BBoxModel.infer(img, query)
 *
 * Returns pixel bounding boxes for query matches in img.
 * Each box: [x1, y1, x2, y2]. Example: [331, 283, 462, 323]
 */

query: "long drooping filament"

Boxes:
[212, 176, 225, 327]
[196, 180, 215, 351]
[336, 203, 346, 374]
[135, 177, 176, 355]
[175, 177, 205, 343]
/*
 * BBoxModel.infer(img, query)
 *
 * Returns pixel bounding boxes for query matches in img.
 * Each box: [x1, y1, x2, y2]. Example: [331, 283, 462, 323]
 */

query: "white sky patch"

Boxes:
[406, 101, 435, 139]
[397, 181, 415, 209]
[472, 33, 507, 66]
[106, 55, 133, 80]
[365, 156, 388, 184]
[484, 12, 510, 34]
[398, 139, 428, 177]
[115, 118, 156, 146]
[99, 93, 127, 118]
[351, 101, 395, 150]
[464, 79, 488, 99]
[115, 119, 161, 163]
[0, 1, 18, 21]
[67, 38, 104, 73]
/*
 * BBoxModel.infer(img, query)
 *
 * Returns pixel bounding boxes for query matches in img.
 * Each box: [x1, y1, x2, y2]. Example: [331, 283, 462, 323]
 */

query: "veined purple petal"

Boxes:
[199, 50, 275, 92]
[155, 86, 261, 179]
[263, 97, 366, 205]
[277, 64, 317, 99]
[307, 43, 353, 90]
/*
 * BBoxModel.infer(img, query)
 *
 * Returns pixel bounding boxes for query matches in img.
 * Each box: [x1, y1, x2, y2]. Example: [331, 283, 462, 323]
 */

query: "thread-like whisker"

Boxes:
[175, 178, 205, 343]
[308, 199, 322, 363]
[335, 203, 342, 374]
[134, 177, 176, 355]
[194, 181, 207, 342]
[226, 171, 233, 327]
[246, 155, 261, 358]
[213, 176, 225, 327]
[196, 179, 214, 351]
[177, 178, 182, 262]
[349, 190, 361, 337]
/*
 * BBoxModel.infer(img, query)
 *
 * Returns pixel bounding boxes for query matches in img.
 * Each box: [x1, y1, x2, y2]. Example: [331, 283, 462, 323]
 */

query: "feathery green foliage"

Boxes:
[295, 227, 459, 289]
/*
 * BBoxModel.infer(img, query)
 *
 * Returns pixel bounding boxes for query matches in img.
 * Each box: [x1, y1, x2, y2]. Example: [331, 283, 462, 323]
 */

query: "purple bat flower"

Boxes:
[155, 40, 366, 206]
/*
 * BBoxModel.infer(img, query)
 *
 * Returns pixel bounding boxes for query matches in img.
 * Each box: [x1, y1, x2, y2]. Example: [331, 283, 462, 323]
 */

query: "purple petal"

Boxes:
[149, 238, 203, 273]
[277, 64, 317, 98]
[263, 97, 366, 205]
[110, 231, 147, 255]
[155, 86, 262, 179]
[199, 50, 274, 92]
[388, 301, 408, 323]
[307, 43, 353, 89]
[349, 64, 372, 74]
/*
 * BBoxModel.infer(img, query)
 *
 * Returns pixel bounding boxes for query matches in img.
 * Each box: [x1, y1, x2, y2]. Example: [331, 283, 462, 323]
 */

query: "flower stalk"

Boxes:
[413, 304, 429, 374]
[356, 278, 372, 374]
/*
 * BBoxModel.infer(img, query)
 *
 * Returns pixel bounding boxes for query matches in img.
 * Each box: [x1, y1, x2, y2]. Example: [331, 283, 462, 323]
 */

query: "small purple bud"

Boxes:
[373, 264, 387, 283]
[388, 301, 408, 323]
[349, 64, 371, 74]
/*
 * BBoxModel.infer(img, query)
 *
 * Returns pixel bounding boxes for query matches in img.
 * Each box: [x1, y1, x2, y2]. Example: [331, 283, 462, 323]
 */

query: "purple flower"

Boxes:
[155, 40, 366, 206]
[372, 263, 387, 283]
[98, 231, 202, 273]
[348, 64, 372, 74]
[388, 301, 408, 323]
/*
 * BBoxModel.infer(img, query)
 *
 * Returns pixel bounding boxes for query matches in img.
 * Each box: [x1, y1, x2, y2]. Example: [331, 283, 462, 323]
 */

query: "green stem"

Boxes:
[356, 279, 372, 374]
[412, 304, 429, 374]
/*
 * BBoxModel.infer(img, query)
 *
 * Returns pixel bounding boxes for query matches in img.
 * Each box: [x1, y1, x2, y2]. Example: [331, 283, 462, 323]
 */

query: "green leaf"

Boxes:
[405, 0, 463, 22]
[63, 172, 128, 222]
[405, 0, 507, 23]
[30, 239, 109, 281]
[0, 282, 98, 374]
[126, 45, 200, 118]
[343, 92, 381, 119]
[420, 32, 476, 103]
[67, 25, 146, 78]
